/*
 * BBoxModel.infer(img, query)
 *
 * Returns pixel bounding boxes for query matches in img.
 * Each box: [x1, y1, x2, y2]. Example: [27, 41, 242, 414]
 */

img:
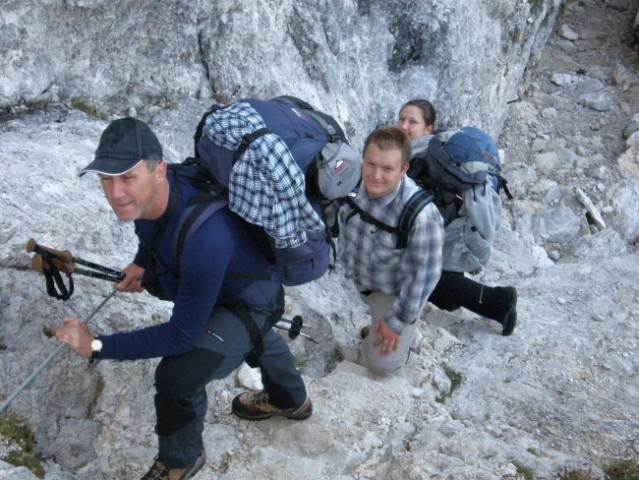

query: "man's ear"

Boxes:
[155, 161, 168, 181]
[400, 161, 410, 176]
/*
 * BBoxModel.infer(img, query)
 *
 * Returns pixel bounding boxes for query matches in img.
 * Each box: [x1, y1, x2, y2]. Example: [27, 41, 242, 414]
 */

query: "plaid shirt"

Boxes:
[204, 101, 324, 248]
[337, 176, 444, 334]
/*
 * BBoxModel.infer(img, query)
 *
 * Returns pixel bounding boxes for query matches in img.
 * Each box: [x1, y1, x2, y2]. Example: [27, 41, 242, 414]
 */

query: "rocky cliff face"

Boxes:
[2, 1, 639, 480]
[1, 0, 558, 140]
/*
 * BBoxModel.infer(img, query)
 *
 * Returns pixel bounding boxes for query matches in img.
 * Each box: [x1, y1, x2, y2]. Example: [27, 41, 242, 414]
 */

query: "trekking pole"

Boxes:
[26, 239, 124, 300]
[273, 323, 317, 342]
[274, 315, 318, 342]
[31, 254, 122, 283]
[0, 289, 118, 415]
[26, 239, 124, 281]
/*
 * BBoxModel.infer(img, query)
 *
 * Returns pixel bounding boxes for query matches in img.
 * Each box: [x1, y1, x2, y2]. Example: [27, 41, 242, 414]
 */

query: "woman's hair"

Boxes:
[363, 127, 412, 166]
[399, 98, 436, 128]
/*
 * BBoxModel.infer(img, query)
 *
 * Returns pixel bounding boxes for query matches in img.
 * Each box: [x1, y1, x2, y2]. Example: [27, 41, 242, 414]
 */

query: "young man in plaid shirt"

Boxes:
[338, 127, 444, 375]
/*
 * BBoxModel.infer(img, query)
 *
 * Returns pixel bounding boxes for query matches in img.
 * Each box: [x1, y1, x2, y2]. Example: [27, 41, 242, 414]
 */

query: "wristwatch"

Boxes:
[90, 337, 103, 360]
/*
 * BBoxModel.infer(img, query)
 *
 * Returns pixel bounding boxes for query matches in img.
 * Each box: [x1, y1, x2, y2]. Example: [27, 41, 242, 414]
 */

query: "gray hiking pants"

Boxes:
[359, 291, 418, 376]
[154, 288, 307, 469]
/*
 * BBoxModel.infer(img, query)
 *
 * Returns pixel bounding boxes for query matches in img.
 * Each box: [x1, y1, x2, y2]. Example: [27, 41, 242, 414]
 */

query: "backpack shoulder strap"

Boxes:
[344, 197, 397, 235]
[344, 191, 434, 249]
[396, 190, 434, 249]
[172, 193, 227, 276]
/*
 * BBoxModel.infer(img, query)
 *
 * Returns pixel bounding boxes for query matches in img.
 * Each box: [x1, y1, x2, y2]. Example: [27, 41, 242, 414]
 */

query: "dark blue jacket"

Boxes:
[98, 172, 278, 360]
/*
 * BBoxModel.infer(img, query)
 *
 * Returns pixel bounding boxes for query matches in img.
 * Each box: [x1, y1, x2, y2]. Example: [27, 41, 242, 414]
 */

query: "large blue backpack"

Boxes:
[408, 127, 511, 225]
[193, 96, 349, 194]
[455, 126, 506, 194]
[406, 128, 509, 273]
[168, 96, 360, 287]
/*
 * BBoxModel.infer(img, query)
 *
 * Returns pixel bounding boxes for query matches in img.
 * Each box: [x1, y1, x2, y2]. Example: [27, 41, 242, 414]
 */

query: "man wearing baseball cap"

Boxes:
[56, 117, 312, 480]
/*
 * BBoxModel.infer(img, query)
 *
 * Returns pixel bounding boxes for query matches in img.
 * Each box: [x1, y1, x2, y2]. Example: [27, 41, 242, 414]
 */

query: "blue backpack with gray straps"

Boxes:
[453, 126, 507, 195]
[407, 128, 508, 273]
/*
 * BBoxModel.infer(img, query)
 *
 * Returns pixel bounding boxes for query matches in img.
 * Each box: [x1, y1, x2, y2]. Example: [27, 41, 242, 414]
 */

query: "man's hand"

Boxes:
[372, 319, 400, 355]
[115, 263, 145, 293]
[55, 318, 94, 358]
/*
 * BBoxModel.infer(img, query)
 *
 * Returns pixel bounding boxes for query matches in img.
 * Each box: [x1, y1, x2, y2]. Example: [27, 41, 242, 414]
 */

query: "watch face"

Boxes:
[91, 339, 103, 352]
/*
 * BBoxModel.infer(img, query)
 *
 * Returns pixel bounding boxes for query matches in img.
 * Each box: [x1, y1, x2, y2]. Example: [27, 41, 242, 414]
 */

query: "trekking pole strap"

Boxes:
[0, 289, 118, 414]
[43, 264, 74, 301]
[30, 250, 74, 301]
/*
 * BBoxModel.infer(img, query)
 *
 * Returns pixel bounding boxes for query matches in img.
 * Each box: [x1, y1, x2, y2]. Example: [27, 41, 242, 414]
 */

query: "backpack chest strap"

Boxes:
[344, 190, 433, 249]
[344, 197, 397, 234]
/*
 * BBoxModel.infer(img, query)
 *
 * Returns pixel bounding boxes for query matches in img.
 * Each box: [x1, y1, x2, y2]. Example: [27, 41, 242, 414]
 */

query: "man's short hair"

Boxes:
[144, 158, 162, 172]
[363, 127, 412, 166]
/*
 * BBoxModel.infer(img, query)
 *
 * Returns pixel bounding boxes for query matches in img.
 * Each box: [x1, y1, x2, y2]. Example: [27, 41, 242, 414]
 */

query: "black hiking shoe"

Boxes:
[232, 391, 313, 421]
[500, 287, 518, 336]
[140, 451, 205, 480]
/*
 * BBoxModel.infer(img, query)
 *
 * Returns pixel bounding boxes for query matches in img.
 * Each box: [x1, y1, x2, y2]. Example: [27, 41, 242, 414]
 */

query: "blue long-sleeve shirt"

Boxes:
[98, 172, 279, 360]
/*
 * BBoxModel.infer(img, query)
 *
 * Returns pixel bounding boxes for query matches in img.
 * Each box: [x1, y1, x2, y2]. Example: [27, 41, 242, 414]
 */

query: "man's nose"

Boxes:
[109, 179, 126, 198]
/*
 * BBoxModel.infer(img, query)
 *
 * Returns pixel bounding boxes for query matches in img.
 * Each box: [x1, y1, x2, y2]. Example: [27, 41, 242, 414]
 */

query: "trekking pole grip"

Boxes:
[31, 254, 75, 275]
[26, 238, 73, 264]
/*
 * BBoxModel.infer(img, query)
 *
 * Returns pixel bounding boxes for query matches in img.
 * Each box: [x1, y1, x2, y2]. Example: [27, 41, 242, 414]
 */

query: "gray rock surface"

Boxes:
[1, 1, 639, 479]
[1, 0, 559, 143]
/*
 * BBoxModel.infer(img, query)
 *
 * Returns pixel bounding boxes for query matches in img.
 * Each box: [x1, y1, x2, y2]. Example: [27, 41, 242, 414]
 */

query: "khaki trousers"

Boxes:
[359, 291, 418, 376]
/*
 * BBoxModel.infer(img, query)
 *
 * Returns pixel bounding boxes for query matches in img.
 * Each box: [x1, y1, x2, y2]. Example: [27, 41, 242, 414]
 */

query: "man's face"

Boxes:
[362, 143, 408, 200]
[99, 161, 167, 221]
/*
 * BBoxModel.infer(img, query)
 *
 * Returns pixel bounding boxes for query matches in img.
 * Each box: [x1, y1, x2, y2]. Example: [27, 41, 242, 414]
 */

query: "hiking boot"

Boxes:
[232, 391, 313, 421]
[140, 451, 205, 480]
[499, 287, 518, 336]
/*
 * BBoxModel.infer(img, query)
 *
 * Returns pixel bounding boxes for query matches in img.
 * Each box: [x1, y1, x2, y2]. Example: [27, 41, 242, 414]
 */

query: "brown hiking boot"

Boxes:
[232, 390, 313, 420]
[140, 451, 205, 480]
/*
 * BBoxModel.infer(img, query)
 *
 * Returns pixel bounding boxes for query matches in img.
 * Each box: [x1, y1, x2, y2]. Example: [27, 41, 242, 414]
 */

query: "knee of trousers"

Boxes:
[361, 355, 405, 376]
[154, 391, 199, 436]
[359, 343, 407, 376]
[153, 357, 210, 436]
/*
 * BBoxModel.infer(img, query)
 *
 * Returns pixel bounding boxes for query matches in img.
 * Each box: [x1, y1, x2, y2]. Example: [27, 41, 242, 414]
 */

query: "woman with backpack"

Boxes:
[396, 99, 517, 336]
